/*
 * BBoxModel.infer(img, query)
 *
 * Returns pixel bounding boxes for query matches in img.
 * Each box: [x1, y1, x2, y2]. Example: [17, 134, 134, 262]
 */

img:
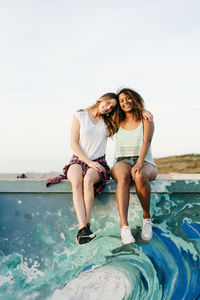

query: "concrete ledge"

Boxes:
[0, 177, 200, 194]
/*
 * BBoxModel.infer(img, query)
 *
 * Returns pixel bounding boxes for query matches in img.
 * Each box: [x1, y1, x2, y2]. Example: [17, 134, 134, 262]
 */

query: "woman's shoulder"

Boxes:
[142, 118, 154, 128]
[74, 109, 87, 119]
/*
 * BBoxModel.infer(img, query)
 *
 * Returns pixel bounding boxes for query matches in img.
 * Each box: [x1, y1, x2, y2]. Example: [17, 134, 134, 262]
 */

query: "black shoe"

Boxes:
[76, 224, 96, 244]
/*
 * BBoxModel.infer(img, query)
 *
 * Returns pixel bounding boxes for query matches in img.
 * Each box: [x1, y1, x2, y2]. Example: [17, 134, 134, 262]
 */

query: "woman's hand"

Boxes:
[87, 161, 106, 173]
[142, 110, 153, 122]
[131, 162, 143, 180]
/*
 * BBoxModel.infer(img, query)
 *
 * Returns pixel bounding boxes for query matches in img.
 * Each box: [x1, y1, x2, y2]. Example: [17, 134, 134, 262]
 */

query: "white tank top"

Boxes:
[74, 110, 107, 160]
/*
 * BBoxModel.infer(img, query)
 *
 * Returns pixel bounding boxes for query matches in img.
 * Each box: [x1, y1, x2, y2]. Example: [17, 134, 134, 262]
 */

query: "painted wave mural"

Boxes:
[0, 182, 200, 300]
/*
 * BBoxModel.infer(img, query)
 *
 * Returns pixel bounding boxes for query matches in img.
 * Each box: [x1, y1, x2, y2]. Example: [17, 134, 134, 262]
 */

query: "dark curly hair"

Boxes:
[115, 88, 145, 128]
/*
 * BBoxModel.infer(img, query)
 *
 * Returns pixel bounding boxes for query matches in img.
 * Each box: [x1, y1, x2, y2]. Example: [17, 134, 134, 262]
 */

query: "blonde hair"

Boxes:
[87, 93, 118, 137]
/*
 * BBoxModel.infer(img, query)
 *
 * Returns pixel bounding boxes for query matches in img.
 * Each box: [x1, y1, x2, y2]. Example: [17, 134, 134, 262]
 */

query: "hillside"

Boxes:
[154, 154, 200, 173]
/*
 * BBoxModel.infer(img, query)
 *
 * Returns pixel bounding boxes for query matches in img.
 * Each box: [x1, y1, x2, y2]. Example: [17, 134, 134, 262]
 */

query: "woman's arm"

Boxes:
[70, 115, 106, 172]
[131, 119, 154, 179]
[137, 119, 154, 164]
[70, 115, 90, 163]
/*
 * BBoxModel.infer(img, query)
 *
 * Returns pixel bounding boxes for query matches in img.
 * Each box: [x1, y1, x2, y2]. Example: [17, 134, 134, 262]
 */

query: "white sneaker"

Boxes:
[121, 225, 135, 244]
[141, 218, 153, 241]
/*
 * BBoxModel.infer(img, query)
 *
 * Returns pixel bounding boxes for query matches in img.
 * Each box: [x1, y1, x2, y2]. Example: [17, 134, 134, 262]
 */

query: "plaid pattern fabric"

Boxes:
[46, 155, 110, 197]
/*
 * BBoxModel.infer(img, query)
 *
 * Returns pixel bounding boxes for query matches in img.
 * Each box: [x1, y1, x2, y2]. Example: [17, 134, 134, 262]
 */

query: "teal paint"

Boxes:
[0, 179, 200, 299]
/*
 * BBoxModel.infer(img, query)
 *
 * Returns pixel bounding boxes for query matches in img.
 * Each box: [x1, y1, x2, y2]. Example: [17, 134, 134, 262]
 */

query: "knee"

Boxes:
[71, 177, 83, 190]
[134, 172, 147, 185]
[84, 175, 94, 188]
[117, 172, 131, 184]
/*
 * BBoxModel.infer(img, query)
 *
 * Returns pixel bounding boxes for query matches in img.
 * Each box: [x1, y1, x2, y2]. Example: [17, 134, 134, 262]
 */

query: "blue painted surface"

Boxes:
[0, 185, 200, 300]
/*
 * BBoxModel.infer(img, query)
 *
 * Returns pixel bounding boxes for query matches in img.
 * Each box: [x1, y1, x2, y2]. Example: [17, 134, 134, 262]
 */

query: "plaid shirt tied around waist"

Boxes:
[46, 154, 110, 197]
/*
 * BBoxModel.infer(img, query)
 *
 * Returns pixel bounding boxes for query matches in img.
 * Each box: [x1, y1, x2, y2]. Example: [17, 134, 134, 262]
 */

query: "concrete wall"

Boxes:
[0, 176, 200, 194]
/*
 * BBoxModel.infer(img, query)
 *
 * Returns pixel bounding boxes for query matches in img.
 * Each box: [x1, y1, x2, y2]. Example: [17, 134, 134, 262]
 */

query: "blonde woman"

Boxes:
[47, 93, 118, 244]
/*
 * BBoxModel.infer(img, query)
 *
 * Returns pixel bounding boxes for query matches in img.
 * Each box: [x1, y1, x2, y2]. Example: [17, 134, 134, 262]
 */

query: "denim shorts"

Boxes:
[116, 156, 139, 167]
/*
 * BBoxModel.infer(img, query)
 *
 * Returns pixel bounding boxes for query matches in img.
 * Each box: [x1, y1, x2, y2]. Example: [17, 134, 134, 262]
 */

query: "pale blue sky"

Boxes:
[0, 0, 199, 172]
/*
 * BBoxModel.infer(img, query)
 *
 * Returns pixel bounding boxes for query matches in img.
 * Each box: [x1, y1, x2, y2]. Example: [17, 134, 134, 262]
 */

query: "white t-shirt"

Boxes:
[74, 110, 107, 160]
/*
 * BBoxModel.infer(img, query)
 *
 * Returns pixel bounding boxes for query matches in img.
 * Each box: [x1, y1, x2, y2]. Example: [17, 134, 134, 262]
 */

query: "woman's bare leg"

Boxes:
[83, 168, 101, 224]
[111, 162, 132, 227]
[67, 164, 87, 229]
[134, 163, 157, 219]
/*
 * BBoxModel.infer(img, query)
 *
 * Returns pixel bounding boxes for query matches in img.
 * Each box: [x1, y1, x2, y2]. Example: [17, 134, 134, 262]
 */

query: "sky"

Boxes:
[0, 0, 200, 173]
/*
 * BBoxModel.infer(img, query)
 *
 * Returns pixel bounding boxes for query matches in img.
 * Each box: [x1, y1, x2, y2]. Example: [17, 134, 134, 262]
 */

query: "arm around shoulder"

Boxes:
[142, 109, 153, 122]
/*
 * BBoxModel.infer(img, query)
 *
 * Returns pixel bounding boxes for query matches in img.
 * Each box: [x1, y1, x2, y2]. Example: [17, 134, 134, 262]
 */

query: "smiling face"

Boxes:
[118, 92, 134, 112]
[99, 98, 117, 115]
